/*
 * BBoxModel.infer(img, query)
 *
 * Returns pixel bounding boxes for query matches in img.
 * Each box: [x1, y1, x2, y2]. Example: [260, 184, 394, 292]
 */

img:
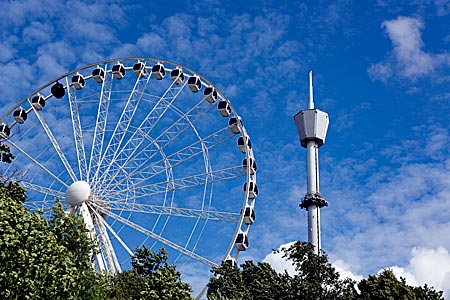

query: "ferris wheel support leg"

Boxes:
[94, 212, 121, 274]
[79, 203, 106, 272]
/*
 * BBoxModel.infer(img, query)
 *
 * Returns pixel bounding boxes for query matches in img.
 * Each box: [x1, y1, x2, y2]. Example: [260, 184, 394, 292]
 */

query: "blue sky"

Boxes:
[1, 0, 450, 297]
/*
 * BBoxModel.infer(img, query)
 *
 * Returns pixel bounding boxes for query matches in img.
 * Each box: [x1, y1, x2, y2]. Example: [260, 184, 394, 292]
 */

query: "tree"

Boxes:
[207, 241, 356, 300]
[0, 143, 106, 299]
[1, 143, 193, 299]
[357, 269, 444, 300]
[207, 242, 444, 300]
[0, 143, 14, 163]
[108, 246, 192, 300]
[210, 260, 295, 300]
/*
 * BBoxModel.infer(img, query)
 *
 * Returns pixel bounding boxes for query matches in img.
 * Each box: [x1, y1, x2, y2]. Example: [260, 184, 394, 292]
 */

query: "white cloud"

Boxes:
[367, 62, 392, 82]
[263, 242, 363, 283]
[262, 241, 297, 275]
[265, 243, 450, 297]
[383, 17, 434, 78]
[369, 16, 449, 81]
[332, 259, 364, 282]
[0, 43, 15, 63]
[389, 247, 450, 298]
[21, 21, 54, 46]
[136, 33, 167, 56]
[0, 59, 34, 105]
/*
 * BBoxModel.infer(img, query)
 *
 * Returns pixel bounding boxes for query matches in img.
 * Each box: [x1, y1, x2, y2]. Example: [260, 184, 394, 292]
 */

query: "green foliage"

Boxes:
[281, 242, 357, 300]
[1, 142, 193, 299]
[207, 242, 444, 300]
[413, 284, 445, 300]
[0, 143, 14, 163]
[357, 269, 444, 300]
[0, 143, 106, 299]
[207, 260, 297, 300]
[0, 187, 106, 299]
[108, 246, 192, 300]
[207, 241, 356, 300]
[207, 262, 251, 300]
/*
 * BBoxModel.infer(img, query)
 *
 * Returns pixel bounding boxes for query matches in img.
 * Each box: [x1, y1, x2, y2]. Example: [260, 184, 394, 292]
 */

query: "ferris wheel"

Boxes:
[0, 57, 258, 295]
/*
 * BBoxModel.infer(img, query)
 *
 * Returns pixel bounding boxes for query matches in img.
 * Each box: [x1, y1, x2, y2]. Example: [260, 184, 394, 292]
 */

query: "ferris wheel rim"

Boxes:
[0, 57, 257, 296]
[1, 57, 234, 125]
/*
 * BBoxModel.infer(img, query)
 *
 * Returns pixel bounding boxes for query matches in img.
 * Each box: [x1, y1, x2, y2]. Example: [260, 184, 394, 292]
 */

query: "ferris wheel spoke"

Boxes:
[94, 205, 218, 269]
[67, 78, 88, 181]
[94, 78, 188, 188]
[29, 104, 78, 182]
[97, 92, 215, 189]
[23, 200, 57, 212]
[98, 126, 234, 197]
[103, 165, 244, 200]
[94, 200, 240, 222]
[91, 66, 156, 185]
[15, 179, 65, 199]
[88, 66, 113, 181]
[6, 139, 69, 188]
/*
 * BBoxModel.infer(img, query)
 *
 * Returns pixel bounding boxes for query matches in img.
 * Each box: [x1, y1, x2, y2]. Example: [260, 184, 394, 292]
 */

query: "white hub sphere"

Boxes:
[65, 181, 91, 206]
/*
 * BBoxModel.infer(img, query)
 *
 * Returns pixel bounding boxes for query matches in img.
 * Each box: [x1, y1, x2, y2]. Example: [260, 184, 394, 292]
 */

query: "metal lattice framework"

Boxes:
[0, 58, 258, 298]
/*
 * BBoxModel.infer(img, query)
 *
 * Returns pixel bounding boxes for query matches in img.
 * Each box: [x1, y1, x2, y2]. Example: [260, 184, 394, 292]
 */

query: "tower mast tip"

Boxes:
[308, 70, 314, 109]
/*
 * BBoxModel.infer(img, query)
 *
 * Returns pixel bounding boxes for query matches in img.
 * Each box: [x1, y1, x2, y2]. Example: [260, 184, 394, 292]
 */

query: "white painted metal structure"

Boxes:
[294, 71, 329, 255]
[0, 58, 257, 297]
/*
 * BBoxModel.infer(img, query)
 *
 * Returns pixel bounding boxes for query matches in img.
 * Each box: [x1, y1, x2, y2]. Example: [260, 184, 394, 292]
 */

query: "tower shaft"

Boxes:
[306, 140, 321, 254]
[294, 70, 329, 255]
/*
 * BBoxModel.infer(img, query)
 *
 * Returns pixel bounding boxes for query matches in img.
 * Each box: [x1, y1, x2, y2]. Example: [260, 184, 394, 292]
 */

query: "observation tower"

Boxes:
[293, 71, 329, 255]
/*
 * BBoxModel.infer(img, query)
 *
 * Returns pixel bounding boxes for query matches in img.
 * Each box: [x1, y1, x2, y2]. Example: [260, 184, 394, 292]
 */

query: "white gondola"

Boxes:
[188, 75, 202, 92]
[92, 67, 105, 83]
[133, 61, 146, 77]
[218, 100, 232, 117]
[243, 206, 256, 225]
[237, 135, 252, 153]
[112, 62, 126, 79]
[243, 180, 258, 199]
[13, 108, 27, 124]
[51, 82, 65, 99]
[170, 67, 184, 84]
[203, 86, 218, 103]
[228, 116, 242, 134]
[71, 73, 85, 90]
[151, 63, 166, 80]
[242, 157, 257, 175]
[223, 256, 238, 267]
[0, 123, 10, 139]
[234, 232, 249, 251]
[31, 95, 46, 110]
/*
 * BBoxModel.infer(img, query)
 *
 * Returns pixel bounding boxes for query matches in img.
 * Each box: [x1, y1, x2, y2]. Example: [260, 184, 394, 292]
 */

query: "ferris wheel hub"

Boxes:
[65, 181, 91, 207]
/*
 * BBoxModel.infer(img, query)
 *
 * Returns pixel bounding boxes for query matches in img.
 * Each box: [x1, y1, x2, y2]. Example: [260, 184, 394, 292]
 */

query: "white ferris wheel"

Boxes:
[0, 58, 258, 296]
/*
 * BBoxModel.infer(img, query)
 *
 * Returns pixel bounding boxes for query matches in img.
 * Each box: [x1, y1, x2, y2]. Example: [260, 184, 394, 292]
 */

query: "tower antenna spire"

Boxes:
[294, 70, 329, 255]
[308, 70, 314, 109]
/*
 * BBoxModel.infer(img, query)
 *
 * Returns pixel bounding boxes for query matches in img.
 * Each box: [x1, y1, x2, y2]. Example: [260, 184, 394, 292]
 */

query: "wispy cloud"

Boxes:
[368, 16, 450, 81]
[320, 124, 450, 283]
[434, 0, 450, 16]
